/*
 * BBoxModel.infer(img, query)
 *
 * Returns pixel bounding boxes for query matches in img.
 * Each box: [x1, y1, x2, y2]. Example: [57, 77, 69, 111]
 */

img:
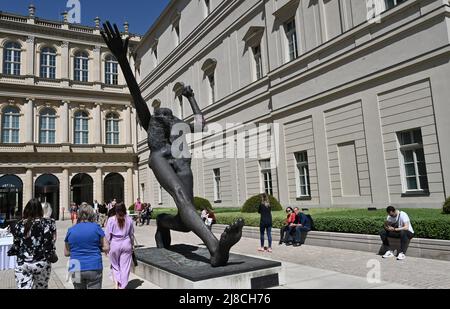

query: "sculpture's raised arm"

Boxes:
[182, 85, 206, 133]
[101, 21, 151, 130]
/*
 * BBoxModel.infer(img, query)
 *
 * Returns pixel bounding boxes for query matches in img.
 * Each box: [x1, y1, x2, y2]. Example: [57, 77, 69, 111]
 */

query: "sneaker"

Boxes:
[267, 248, 273, 253]
[397, 253, 406, 261]
[258, 247, 265, 252]
[293, 243, 301, 247]
[286, 242, 293, 246]
[383, 250, 395, 258]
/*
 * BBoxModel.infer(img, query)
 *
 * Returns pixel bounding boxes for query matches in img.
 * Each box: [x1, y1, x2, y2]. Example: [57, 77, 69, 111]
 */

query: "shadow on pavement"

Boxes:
[126, 279, 144, 289]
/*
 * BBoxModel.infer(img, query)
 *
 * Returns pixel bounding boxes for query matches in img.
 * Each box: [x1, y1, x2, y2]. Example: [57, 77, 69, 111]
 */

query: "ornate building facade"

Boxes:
[135, 0, 450, 209]
[0, 5, 140, 220]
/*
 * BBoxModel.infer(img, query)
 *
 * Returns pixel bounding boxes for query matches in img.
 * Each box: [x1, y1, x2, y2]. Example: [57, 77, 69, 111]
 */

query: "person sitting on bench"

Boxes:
[279, 207, 295, 245]
[380, 206, 415, 261]
[286, 208, 311, 247]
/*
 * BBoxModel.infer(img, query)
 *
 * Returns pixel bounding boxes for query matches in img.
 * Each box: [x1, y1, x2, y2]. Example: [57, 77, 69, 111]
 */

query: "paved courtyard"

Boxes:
[1, 219, 450, 289]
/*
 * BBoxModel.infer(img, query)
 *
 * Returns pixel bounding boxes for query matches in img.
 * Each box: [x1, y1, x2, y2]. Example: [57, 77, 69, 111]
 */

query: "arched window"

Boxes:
[105, 55, 118, 85]
[40, 47, 57, 79]
[3, 42, 21, 76]
[74, 111, 89, 145]
[1, 106, 20, 144]
[74, 51, 89, 82]
[39, 108, 56, 144]
[106, 113, 120, 145]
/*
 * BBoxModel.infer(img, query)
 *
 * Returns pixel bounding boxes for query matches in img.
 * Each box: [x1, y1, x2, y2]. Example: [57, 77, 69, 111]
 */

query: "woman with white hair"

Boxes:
[64, 204, 109, 289]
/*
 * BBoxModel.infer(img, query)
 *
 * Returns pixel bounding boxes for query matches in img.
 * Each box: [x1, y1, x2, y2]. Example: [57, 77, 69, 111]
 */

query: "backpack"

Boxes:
[306, 214, 315, 231]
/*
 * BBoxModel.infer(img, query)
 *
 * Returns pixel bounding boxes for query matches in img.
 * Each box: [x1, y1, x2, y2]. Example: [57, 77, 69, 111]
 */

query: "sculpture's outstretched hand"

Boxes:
[101, 21, 129, 61]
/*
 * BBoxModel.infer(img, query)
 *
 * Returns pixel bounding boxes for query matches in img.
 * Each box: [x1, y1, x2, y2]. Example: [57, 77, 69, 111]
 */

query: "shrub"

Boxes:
[241, 195, 283, 213]
[443, 197, 450, 214]
[194, 197, 213, 211]
[128, 204, 135, 214]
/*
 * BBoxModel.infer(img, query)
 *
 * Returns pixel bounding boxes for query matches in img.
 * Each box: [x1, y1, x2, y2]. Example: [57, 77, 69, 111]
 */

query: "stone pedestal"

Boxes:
[134, 245, 284, 289]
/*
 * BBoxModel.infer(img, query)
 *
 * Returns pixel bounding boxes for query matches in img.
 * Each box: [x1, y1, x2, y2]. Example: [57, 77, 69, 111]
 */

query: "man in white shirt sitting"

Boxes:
[380, 206, 415, 261]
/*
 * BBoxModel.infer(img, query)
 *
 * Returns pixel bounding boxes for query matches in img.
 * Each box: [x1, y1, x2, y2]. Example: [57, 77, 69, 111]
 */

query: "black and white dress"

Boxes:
[8, 218, 56, 289]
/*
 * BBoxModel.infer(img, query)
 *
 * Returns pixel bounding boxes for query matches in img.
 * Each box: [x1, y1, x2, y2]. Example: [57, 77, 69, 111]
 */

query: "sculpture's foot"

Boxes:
[210, 219, 245, 267]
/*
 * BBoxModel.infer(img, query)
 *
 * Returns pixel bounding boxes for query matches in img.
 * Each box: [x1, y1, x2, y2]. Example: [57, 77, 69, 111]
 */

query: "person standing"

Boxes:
[258, 193, 273, 253]
[380, 206, 415, 260]
[93, 200, 100, 222]
[135, 198, 143, 226]
[64, 204, 109, 289]
[8, 199, 57, 289]
[70, 203, 78, 225]
[105, 203, 135, 289]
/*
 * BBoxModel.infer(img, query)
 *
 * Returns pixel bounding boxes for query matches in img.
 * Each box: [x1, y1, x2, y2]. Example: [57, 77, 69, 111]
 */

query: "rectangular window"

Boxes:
[284, 18, 299, 62]
[174, 22, 181, 47]
[39, 116, 56, 144]
[204, 0, 211, 17]
[295, 152, 310, 198]
[74, 118, 89, 144]
[152, 44, 158, 68]
[385, 0, 407, 10]
[208, 74, 216, 104]
[260, 159, 273, 196]
[213, 168, 221, 202]
[398, 129, 429, 193]
[178, 95, 184, 119]
[253, 45, 263, 80]
[2, 111, 20, 144]
[158, 185, 163, 205]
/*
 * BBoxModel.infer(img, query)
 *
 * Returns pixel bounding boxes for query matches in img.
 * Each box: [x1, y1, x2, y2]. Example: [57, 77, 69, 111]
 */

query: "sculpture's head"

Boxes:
[154, 107, 174, 126]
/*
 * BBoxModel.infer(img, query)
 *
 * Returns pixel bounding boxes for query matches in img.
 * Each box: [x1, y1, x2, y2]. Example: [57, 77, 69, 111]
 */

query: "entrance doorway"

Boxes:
[0, 175, 23, 223]
[71, 173, 93, 206]
[104, 173, 124, 204]
[35, 174, 60, 220]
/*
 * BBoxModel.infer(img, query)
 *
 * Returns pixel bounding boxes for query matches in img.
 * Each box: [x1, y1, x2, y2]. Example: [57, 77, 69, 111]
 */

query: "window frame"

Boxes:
[294, 151, 311, 199]
[1, 106, 20, 144]
[3, 42, 21, 76]
[208, 73, 216, 105]
[105, 112, 120, 145]
[39, 108, 56, 145]
[74, 111, 89, 145]
[40, 47, 57, 79]
[260, 159, 274, 196]
[284, 18, 299, 62]
[253, 44, 263, 80]
[397, 128, 429, 194]
[74, 51, 89, 82]
[213, 168, 221, 202]
[105, 55, 119, 85]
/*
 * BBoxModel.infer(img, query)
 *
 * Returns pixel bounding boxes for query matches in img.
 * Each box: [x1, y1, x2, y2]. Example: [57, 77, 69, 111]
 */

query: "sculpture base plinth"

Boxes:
[134, 245, 284, 289]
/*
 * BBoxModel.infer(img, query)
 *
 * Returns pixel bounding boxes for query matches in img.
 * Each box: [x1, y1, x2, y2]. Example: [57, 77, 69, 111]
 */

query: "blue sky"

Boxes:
[0, 0, 170, 35]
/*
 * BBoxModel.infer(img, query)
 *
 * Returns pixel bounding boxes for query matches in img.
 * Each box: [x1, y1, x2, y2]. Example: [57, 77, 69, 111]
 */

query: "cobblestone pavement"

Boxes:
[2, 219, 450, 289]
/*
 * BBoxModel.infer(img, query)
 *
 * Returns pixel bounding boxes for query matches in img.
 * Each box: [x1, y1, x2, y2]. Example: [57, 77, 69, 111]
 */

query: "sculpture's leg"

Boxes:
[149, 152, 219, 252]
[155, 213, 190, 249]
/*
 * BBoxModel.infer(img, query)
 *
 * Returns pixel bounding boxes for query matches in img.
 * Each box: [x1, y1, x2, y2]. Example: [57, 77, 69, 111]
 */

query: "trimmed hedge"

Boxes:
[443, 197, 450, 214]
[241, 195, 283, 213]
[215, 213, 450, 240]
[194, 197, 213, 211]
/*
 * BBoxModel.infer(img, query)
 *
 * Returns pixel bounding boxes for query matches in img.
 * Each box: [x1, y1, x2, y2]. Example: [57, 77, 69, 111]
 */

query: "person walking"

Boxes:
[105, 203, 135, 289]
[64, 204, 109, 289]
[135, 198, 143, 226]
[258, 193, 273, 253]
[70, 203, 78, 225]
[8, 199, 57, 289]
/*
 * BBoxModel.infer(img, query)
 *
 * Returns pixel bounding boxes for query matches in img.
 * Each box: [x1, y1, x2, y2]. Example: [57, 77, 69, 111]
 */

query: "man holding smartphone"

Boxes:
[380, 206, 415, 261]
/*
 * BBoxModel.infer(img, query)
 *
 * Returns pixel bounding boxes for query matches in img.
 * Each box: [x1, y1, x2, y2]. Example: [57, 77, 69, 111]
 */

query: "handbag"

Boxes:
[132, 251, 138, 267]
[48, 251, 59, 264]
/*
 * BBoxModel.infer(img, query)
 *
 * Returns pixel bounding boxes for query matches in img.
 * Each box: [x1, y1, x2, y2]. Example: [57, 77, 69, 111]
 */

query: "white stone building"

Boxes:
[0, 5, 140, 220]
[135, 0, 450, 209]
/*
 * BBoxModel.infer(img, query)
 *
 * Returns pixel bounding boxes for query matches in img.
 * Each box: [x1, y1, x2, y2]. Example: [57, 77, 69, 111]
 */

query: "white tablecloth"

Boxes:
[0, 236, 16, 271]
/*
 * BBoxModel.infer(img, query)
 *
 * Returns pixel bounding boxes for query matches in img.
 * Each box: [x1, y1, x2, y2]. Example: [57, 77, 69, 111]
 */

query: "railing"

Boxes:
[69, 24, 94, 34]
[0, 13, 27, 23]
[35, 19, 62, 29]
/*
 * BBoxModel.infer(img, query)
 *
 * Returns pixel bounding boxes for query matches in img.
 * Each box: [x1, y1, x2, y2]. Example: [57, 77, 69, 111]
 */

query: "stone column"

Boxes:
[25, 168, 34, 203]
[95, 167, 103, 203]
[26, 36, 35, 76]
[61, 101, 69, 144]
[94, 103, 102, 145]
[61, 168, 70, 220]
[25, 98, 34, 143]
[126, 167, 134, 207]
[124, 105, 132, 145]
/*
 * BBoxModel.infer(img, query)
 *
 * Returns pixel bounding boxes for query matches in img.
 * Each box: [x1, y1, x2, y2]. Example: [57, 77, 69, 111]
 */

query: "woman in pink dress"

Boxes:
[105, 203, 134, 289]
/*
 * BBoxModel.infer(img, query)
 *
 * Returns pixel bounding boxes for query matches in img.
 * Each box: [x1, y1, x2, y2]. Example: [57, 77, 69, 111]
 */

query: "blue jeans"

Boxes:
[294, 226, 310, 244]
[260, 225, 272, 248]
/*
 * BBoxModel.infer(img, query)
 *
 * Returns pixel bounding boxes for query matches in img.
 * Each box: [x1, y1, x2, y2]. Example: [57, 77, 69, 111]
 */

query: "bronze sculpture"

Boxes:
[101, 22, 244, 267]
